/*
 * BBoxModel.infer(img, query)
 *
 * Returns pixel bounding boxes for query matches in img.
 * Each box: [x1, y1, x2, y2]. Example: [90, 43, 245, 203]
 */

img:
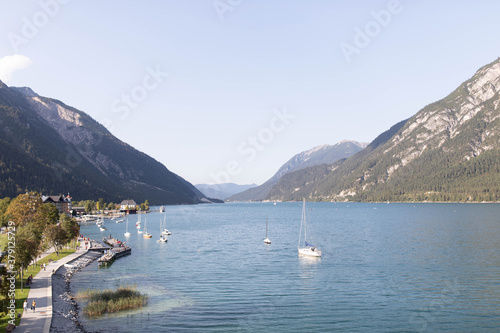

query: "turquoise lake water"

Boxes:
[73, 202, 500, 332]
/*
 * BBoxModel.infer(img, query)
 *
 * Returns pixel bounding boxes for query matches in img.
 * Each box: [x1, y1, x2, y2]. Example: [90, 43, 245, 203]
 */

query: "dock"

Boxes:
[98, 235, 132, 266]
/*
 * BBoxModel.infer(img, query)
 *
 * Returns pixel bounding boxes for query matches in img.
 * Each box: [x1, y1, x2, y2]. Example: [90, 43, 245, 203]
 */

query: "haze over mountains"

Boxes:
[195, 183, 257, 200]
[0, 81, 207, 205]
[266, 58, 500, 202]
[227, 141, 368, 201]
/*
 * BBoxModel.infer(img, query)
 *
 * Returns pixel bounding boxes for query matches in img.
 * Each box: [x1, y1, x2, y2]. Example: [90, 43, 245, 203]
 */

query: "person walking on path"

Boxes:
[31, 300, 36, 312]
[23, 300, 28, 313]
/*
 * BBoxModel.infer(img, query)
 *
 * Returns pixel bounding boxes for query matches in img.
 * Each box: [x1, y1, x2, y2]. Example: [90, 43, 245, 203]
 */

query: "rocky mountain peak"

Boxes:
[11, 86, 39, 98]
[382, 58, 500, 177]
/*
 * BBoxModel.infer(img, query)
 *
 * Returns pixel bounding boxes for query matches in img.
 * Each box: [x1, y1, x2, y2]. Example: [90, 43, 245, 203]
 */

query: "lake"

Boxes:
[73, 202, 500, 332]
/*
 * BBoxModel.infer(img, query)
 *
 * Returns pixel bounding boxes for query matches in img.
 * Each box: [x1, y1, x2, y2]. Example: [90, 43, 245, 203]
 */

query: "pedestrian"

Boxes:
[52, 269, 55, 275]
[31, 300, 36, 312]
[43, 263, 46, 271]
[23, 300, 28, 313]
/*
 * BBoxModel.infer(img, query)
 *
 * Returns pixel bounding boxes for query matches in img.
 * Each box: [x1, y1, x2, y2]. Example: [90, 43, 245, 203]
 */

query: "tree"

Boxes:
[144, 200, 150, 211]
[140, 203, 146, 211]
[6, 192, 59, 269]
[44, 224, 68, 256]
[97, 198, 105, 211]
[60, 214, 80, 243]
[0, 197, 11, 227]
[107, 202, 115, 211]
[4, 192, 47, 228]
[85, 200, 95, 214]
[43, 203, 60, 224]
[0, 265, 11, 313]
[14, 226, 40, 271]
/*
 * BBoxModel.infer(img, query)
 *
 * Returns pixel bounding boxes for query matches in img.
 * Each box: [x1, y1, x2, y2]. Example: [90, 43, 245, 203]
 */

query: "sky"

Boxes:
[1, 0, 500, 186]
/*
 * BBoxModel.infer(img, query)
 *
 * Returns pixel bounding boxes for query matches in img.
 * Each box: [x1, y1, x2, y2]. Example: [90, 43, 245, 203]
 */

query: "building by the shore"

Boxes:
[42, 194, 72, 216]
[119, 199, 137, 214]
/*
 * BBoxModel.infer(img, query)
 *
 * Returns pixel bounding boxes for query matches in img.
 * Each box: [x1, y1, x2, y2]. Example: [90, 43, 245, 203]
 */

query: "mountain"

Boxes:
[227, 141, 367, 201]
[195, 183, 257, 200]
[0, 81, 207, 205]
[267, 58, 500, 202]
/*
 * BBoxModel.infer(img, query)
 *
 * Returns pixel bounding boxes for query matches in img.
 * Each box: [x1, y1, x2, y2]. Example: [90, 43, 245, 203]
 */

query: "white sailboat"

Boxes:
[158, 220, 167, 243]
[136, 213, 142, 229]
[143, 218, 152, 238]
[161, 214, 172, 236]
[124, 218, 131, 237]
[298, 199, 321, 257]
[264, 217, 271, 244]
[97, 216, 105, 230]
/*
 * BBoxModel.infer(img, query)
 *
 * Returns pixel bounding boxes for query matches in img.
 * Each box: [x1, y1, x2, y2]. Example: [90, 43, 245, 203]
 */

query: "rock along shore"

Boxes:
[50, 241, 101, 333]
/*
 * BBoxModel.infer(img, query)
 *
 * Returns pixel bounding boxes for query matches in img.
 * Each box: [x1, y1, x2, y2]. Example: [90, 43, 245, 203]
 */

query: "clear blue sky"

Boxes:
[1, 0, 500, 185]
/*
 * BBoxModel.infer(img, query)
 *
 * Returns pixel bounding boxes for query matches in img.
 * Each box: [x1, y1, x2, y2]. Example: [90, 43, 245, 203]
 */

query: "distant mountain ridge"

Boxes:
[195, 183, 257, 200]
[266, 58, 500, 202]
[227, 140, 367, 201]
[0, 81, 207, 205]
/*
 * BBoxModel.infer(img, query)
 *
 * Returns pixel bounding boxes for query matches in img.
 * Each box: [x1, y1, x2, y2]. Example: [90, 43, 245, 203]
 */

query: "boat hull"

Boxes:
[298, 247, 321, 257]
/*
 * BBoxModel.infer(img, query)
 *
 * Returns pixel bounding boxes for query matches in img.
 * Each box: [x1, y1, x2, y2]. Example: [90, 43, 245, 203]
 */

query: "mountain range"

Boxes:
[227, 141, 367, 201]
[266, 58, 500, 202]
[195, 183, 257, 200]
[0, 81, 207, 205]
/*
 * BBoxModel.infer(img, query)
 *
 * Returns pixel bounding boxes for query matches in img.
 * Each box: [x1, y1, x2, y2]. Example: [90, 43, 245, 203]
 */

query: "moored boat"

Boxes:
[298, 199, 321, 257]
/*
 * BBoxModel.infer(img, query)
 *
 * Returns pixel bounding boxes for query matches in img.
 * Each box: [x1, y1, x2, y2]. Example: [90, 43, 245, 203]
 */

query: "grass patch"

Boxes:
[0, 247, 76, 331]
[77, 285, 148, 317]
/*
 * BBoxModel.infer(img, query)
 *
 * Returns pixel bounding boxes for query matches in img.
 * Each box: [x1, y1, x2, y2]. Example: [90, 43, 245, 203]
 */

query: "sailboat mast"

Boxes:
[303, 198, 307, 243]
[266, 216, 268, 238]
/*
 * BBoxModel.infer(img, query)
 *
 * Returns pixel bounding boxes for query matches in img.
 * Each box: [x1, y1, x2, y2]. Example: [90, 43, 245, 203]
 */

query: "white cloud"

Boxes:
[0, 54, 33, 83]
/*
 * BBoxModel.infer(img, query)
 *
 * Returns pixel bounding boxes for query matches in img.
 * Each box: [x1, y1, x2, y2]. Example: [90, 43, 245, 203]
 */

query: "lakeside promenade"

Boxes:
[16, 243, 89, 333]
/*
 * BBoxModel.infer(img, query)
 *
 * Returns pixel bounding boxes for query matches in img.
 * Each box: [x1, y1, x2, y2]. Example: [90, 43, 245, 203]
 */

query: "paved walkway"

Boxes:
[16, 242, 89, 333]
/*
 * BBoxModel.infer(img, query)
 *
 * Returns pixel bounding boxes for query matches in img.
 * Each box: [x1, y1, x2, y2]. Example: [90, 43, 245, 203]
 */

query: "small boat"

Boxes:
[264, 216, 271, 244]
[298, 199, 321, 257]
[158, 221, 168, 242]
[143, 218, 152, 238]
[96, 216, 104, 226]
[116, 218, 124, 223]
[159, 206, 165, 213]
[137, 228, 143, 234]
[124, 218, 131, 237]
[99, 226, 107, 231]
[161, 214, 172, 235]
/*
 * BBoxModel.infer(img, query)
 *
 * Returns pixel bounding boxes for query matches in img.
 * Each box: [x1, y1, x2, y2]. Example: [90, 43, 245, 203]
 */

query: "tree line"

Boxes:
[73, 198, 150, 214]
[0, 192, 80, 313]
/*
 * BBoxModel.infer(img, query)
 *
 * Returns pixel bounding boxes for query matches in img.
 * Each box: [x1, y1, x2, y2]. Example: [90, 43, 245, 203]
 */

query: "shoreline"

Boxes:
[50, 241, 101, 333]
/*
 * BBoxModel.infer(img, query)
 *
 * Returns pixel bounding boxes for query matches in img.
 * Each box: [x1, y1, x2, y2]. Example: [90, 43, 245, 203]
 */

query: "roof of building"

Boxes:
[42, 195, 71, 203]
[120, 200, 137, 206]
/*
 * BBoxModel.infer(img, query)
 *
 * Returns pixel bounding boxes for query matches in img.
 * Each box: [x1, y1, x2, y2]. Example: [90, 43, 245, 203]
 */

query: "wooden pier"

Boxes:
[98, 236, 131, 266]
